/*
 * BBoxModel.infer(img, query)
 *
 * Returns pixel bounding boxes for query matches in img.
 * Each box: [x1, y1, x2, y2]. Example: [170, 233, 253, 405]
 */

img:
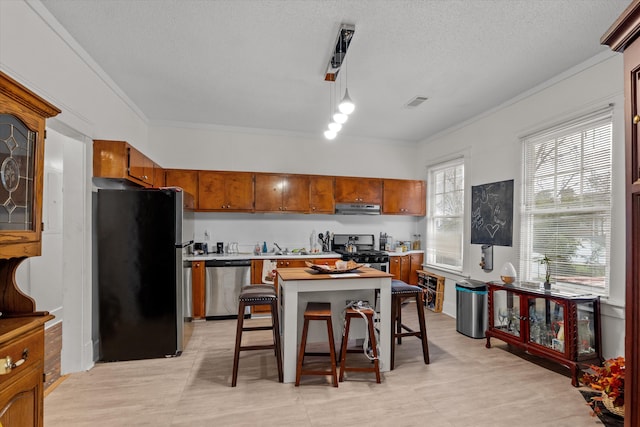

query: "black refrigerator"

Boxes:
[96, 188, 194, 361]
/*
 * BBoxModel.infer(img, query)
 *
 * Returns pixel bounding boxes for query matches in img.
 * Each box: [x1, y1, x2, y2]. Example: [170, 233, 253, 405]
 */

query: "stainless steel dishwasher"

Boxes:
[205, 259, 251, 319]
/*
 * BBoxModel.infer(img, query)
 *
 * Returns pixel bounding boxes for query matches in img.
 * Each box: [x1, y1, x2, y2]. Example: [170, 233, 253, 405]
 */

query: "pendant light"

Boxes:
[324, 82, 338, 140]
[338, 56, 355, 115]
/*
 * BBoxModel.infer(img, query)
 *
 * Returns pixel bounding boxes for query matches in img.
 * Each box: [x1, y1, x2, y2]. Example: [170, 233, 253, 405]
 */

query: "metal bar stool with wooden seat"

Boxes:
[295, 302, 338, 387]
[338, 305, 381, 383]
[231, 285, 283, 387]
[390, 280, 430, 370]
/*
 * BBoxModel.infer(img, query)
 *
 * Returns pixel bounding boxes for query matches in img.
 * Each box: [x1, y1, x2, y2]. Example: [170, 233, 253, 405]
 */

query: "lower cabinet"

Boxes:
[389, 252, 423, 285]
[191, 261, 205, 319]
[485, 282, 602, 386]
[0, 316, 52, 427]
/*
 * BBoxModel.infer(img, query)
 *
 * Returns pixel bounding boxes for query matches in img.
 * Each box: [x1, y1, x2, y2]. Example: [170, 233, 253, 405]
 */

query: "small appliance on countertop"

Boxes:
[193, 242, 208, 255]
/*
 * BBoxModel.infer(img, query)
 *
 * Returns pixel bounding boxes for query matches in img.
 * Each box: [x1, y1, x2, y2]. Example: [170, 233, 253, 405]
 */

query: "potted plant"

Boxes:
[581, 356, 625, 417]
[539, 254, 551, 290]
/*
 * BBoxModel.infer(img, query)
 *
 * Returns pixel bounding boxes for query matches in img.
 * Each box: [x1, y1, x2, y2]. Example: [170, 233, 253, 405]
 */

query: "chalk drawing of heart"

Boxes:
[485, 224, 500, 238]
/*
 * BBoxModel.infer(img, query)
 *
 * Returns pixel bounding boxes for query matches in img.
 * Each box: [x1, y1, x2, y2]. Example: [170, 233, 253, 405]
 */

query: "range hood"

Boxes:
[335, 203, 381, 215]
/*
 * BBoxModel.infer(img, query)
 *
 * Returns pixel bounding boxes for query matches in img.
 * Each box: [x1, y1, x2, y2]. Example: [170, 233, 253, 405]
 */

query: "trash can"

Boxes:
[456, 279, 488, 338]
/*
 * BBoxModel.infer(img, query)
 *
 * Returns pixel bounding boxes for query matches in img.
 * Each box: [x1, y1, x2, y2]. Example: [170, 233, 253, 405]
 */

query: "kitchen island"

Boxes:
[277, 266, 393, 383]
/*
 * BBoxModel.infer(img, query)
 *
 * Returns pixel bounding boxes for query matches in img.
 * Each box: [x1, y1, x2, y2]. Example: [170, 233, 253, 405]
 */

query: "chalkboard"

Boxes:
[471, 179, 513, 246]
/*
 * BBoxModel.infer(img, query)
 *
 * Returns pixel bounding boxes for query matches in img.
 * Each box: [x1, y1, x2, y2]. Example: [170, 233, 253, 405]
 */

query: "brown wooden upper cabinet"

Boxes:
[127, 145, 154, 186]
[255, 173, 309, 213]
[153, 162, 165, 187]
[165, 169, 198, 209]
[93, 140, 158, 187]
[198, 170, 254, 212]
[382, 179, 426, 216]
[335, 177, 382, 204]
[309, 175, 335, 214]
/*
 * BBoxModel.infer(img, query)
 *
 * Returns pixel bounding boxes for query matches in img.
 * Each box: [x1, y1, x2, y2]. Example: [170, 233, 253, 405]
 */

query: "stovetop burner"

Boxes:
[332, 234, 389, 263]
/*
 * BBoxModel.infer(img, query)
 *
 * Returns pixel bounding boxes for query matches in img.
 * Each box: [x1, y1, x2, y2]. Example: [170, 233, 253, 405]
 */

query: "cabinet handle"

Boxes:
[227, 205, 231, 209]
[0, 349, 28, 375]
[634, 115, 640, 124]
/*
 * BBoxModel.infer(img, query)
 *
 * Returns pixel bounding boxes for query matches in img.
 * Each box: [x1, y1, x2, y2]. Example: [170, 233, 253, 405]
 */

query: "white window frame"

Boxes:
[425, 157, 465, 272]
[519, 107, 613, 296]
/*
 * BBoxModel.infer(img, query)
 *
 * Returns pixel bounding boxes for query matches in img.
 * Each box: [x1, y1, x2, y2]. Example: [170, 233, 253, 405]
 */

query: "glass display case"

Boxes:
[486, 282, 602, 386]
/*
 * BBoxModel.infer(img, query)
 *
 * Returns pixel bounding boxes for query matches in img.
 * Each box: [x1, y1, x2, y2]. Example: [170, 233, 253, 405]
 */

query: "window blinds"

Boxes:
[519, 107, 613, 295]
[426, 158, 465, 271]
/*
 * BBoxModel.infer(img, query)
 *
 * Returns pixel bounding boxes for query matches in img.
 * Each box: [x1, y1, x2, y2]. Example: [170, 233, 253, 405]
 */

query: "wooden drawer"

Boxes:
[0, 328, 43, 387]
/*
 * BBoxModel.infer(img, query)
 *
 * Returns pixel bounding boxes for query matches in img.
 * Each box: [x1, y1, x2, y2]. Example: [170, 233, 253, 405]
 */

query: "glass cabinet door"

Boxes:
[493, 289, 521, 338]
[576, 301, 597, 358]
[528, 297, 565, 353]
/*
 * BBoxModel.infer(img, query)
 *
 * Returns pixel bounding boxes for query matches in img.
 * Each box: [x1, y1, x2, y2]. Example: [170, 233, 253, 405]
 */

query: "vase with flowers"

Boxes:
[581, 356, 625, 417]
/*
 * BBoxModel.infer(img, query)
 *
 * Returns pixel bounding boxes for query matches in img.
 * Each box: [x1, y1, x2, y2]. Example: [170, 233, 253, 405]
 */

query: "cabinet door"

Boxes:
[254, 174, 283, 211]
[399, 255, 410, 283]
[335, 177, 382, 204]
[0, 366, 42, 427]
[165, 169, 198, 208]
[198, 171, 227, 210]
[408, 253, 424, 285]
[192, 261, 205, 319]
[383, 179, 426, 215]
[389, 256, 401, 280]
[152, 163, 165, 188]
[282, 175, 309, 212]
[309, 176, 335, 213]
[128, 146, 153, 185]
[225, 172, 254, 211]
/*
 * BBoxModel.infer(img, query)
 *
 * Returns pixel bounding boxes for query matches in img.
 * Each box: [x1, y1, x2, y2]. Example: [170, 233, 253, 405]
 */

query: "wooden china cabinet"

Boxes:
[485, 282, 602, 387]
[0, 72, 60, 427]
[602, 2, 640, 424]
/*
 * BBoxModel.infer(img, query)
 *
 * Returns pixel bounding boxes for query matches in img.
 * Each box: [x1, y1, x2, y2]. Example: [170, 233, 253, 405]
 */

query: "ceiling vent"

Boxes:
[325, 24, 355, 81]
[404, 96, 428, 108]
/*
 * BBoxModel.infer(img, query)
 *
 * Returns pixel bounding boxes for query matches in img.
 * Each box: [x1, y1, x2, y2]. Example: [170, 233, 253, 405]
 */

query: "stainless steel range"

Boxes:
[332, 234, 390, 272]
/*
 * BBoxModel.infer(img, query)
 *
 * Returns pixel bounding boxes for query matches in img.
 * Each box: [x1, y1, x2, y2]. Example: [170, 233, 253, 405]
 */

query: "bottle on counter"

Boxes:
[254, 242, 261, 255]
[262, 241, 268, 253]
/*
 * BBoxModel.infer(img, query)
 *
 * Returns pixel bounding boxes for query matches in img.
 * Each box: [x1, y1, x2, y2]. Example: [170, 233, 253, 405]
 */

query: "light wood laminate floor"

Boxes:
[44, 304, 603, 426]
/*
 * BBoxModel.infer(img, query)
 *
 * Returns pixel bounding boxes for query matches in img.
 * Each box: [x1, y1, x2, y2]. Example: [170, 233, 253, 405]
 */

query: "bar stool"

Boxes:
[390, 280, 430, 370]
[231, 286, 283, 387]
[295, 302, 338, 387]
[339, 306, 381, 383]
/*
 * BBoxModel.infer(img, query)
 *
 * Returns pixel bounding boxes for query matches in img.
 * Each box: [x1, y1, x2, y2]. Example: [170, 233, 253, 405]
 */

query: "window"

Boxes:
[426, 158, 464, 271]
[520, 108, 612, 296]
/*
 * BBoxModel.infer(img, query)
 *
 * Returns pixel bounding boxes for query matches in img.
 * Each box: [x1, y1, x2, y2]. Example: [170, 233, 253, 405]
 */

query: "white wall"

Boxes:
[0, 1, 148, 150]
[416, 53, 626, 358]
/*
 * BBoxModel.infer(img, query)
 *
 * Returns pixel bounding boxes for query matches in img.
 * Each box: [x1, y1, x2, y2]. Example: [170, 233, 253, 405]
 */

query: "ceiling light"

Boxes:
[338, 88, 355, 115]
[333, 111, 348, 124]
[328, 122, 342, 132]
[324, 129, 337, 140]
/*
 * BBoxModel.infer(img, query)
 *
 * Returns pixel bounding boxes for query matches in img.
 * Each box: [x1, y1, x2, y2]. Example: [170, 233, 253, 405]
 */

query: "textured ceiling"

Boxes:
[40, 0, 630, 143]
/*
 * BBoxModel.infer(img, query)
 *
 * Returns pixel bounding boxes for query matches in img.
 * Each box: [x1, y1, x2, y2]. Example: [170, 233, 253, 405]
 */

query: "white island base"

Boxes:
[277, 267, 393, 383]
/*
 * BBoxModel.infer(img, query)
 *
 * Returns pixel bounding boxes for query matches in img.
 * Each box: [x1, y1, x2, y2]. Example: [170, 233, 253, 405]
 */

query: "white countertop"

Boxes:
[184, 252, 342, 261]
[185, 250, 424, 262]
